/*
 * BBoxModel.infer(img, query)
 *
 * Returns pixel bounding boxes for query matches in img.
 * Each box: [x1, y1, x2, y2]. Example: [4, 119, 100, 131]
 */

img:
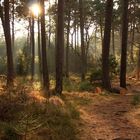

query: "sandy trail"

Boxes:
[78, 89, 140, 140]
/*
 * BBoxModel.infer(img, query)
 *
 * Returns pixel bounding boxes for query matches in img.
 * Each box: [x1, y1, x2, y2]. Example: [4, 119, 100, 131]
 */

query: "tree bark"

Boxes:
[102, 0, 113, 90]
[79, 0, 86, 81]
[11, 0, 15, 64]
[120, 0, 129, 88]
[40, 0, 50, 92]
[65, 7, 71, 78]
[55, 0, 64, 95]
[0, 0, 14, 87]
[48, 0, 51, 48]
[112, 23, 115, 56]
[31, 15, 35, 81]
[38, 15, 42, 78]
[137, 47, 140, 80]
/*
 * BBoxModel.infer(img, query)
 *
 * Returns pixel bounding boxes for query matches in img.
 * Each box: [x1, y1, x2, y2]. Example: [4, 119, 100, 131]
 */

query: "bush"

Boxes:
[89, 69, 102, 83]
[16, 45, 30, 76]
[2, 125, 22, 140]
[131, 95, 140, 106]
[63, 78, 79, 92]
[0, 92, 79, 140]
[109, 55, 119, 77]
[79, 81, 93, 91]
[89, 55, 119, 83]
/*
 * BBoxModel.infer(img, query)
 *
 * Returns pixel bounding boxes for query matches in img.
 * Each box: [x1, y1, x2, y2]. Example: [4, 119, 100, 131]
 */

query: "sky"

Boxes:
[0, 0, 55, 39]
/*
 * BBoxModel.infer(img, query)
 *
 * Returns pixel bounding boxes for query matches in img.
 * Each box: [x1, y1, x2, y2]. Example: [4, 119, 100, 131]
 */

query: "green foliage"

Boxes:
[90, 68, 102, 83]
[90, 55, 119, 83]
[109, 55, 119, 77]
[3, 125, 21, 140]
[16, 44, 30, 76]
[79, 81, 93, 91]
[63, 78, 79, 92]
[0, 57, 6, 74]
[131, 95, 140, 106]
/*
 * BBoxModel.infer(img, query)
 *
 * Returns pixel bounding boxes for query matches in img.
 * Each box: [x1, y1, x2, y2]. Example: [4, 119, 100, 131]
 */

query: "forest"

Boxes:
[0, 0, 140, 139]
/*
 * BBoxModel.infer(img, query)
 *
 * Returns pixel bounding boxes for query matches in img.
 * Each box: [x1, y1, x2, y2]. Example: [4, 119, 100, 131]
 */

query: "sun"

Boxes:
[29, 3, 41, 17]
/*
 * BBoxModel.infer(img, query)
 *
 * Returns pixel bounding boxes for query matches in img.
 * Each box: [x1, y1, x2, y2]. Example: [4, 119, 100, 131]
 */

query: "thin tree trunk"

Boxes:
[48, 0, 51, 48]
[99, 15, 103, 44]
[130, 23, 135, 62]
[120, 0, 129, 88]
[137, 47, 140, 80]
[71, 32, 74, 50]
[11, 0, 15, 62]
[130, 0, 136, 63]
[77, 25, 79, 48]
[65, 8, 70, 78]
[38, 16, 42, 78]
[31, 15, 35, 81]
[112, 24, 115, 56]
[94, 25, 97, 59]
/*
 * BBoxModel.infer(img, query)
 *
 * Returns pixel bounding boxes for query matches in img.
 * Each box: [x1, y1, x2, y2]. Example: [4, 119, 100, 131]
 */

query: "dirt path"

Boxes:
[78, 91, 140, 140]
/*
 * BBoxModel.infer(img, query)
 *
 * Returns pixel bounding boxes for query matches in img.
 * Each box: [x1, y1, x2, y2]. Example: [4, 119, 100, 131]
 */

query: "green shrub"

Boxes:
[89, 55, 118, 83]
[131, 95, 140, 106]
[63, 78, 78, 92]
[109, 55, 119, 77]
[89, 69, 102, 83]
[0, 92, 79, 140]
[4, 126, 21, 140]
[79, 81, 93, 91]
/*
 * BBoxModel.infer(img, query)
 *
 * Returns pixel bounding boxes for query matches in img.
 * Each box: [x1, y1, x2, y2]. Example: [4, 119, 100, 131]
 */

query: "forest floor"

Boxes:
[1, 77, 140, 140]
[72, 79, 140, 140]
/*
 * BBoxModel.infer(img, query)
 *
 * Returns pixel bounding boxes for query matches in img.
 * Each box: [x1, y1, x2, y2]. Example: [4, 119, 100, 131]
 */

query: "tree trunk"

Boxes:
[1, 0, 14, 87]
[79, 0, 86, 81]
[38, 15, 42, 78]
[55, 0, 64, 95]
[137, 47, 140, 80]
[77, 25, 79, 48]
[99, 15, 103, 45]
[102, 0, 113, 90]
[31, 15, 35, 81]
[112, 23, 115, 56]
[94, 25, 97, 59]
[65, 8, 70, 78]
[11, 0, 15, 64]
[130, 0, 136, 63]
[40, 0, 50, 92]
[48, 0, 51, 48]
[120, 0, 129, 88]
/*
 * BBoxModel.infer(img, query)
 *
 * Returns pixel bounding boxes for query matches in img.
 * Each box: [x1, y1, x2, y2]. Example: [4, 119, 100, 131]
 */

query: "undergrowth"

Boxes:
[0, 88, 79, 140]
[131, 95, 140, 106]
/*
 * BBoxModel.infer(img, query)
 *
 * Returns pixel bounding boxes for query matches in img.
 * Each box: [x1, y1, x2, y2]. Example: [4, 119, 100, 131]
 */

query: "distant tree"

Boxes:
[0, 0, 14, 87]
[120, 0, 129, 88]
[65, 0, 71, 78]
[30, 14, 35, 81]
[102, 0, 113, 90]
[55, 0, 64, 95]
